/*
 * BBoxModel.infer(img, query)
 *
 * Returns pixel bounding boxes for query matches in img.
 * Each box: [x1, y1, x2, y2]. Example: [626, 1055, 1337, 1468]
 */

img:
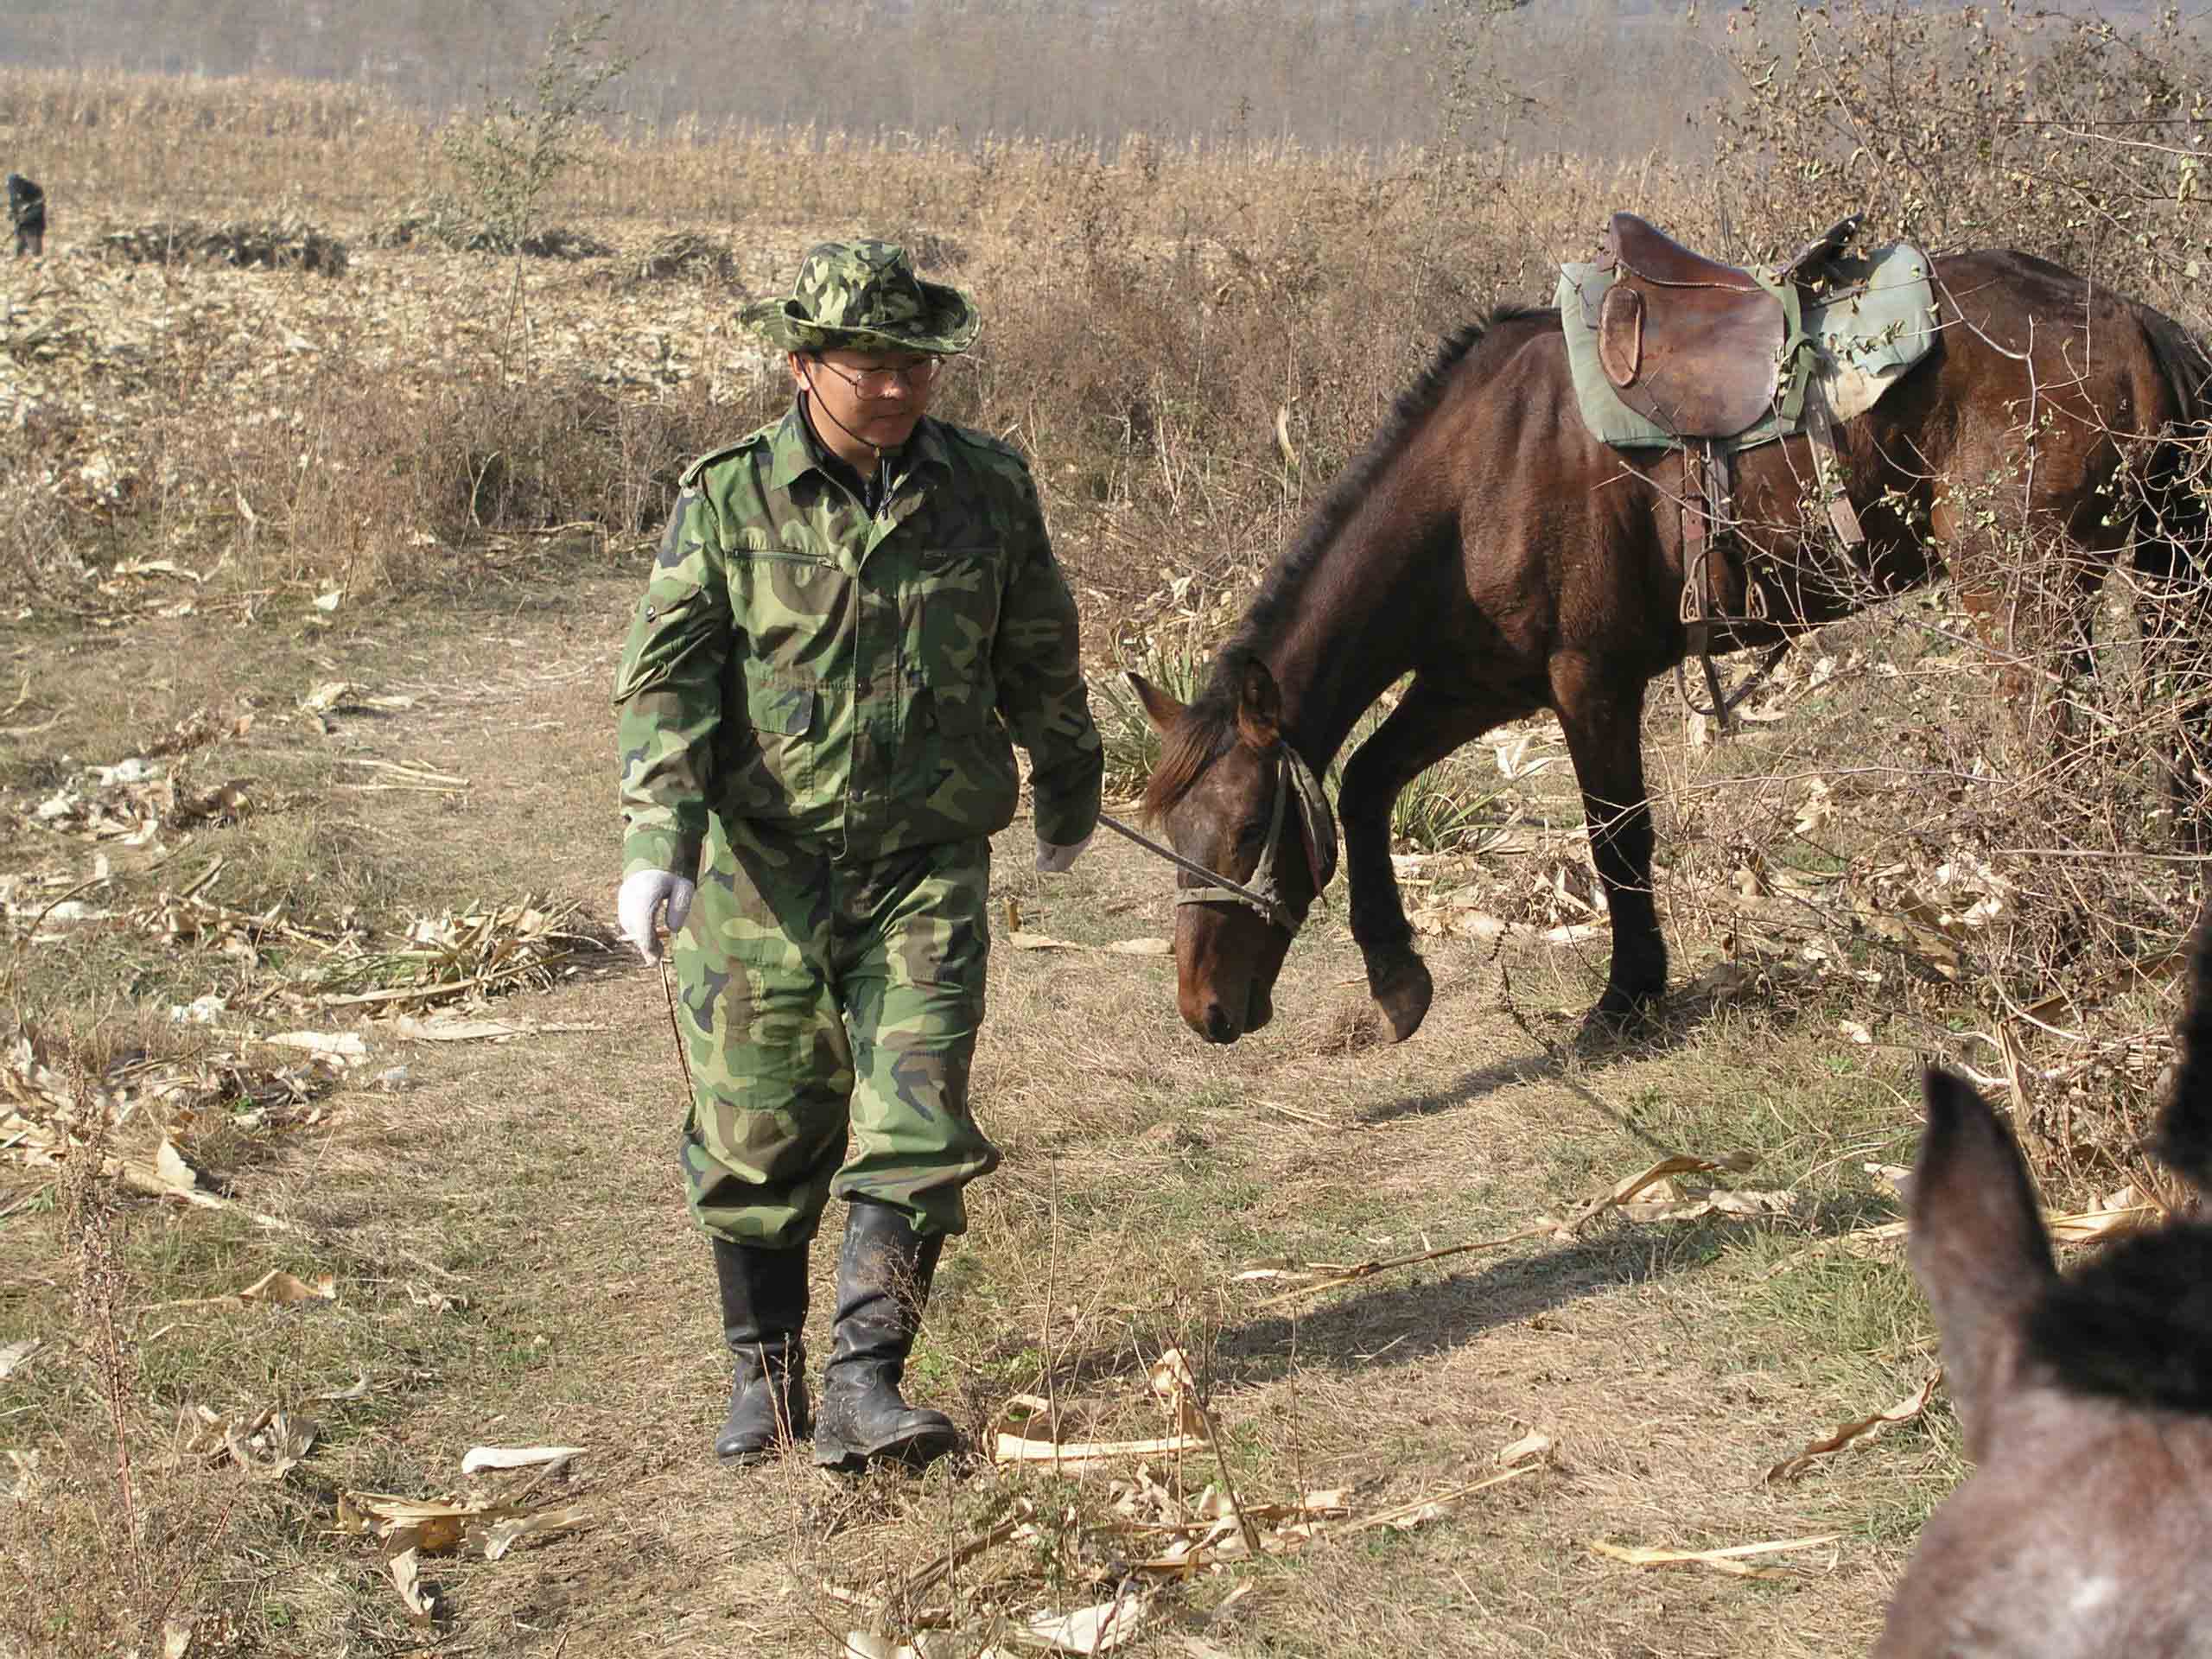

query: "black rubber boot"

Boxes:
[812, 1201, 960, 1471]
[710, 1236, 810, 1465]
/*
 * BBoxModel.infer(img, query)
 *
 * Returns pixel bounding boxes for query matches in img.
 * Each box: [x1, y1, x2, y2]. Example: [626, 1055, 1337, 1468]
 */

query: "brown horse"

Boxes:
[1879, 931, 2212, 1656]
[1134, 249, 2212, 1043]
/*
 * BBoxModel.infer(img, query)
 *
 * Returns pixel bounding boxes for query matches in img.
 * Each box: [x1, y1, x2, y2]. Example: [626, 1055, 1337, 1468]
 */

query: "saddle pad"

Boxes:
[1556, 240, 1937, 451]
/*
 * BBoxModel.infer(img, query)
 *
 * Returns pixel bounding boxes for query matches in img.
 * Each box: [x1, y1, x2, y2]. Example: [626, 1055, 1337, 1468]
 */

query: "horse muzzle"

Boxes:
[1189, 982, 1274, 1045]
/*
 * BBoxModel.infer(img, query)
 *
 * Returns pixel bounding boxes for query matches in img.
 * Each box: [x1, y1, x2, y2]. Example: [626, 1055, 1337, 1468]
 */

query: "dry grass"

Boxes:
[4, 10, 2212, 1652]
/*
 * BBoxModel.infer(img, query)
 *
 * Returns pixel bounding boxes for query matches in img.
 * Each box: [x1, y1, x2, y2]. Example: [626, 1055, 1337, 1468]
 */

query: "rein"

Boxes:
[1099, 745, 1338, 933]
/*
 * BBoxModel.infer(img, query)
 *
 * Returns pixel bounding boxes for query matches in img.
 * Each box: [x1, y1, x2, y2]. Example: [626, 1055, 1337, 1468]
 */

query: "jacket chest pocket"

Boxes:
[732, 655, 817, 799]
[729, 532, 836, 627]
[904, 544, 1002, 736]
[743, 657, 815, 735]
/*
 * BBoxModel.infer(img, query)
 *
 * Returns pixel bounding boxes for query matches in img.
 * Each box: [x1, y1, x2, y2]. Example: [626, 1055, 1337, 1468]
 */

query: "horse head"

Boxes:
[1130, 653, 1336, 1044]
[1879, 927, 2212, 1656]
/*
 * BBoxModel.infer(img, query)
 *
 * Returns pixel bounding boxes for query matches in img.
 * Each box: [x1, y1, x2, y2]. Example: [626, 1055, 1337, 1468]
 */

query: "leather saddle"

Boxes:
[1597, 212, 1861, 440]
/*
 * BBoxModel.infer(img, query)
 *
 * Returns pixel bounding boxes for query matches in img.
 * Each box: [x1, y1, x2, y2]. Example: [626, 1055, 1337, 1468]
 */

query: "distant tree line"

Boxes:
[0, 0, 1745, 158]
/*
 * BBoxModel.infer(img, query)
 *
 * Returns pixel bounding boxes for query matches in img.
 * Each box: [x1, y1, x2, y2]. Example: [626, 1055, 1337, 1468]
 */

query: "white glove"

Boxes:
[1035, 831, 1093, 874]
[618, 868, 696, 963]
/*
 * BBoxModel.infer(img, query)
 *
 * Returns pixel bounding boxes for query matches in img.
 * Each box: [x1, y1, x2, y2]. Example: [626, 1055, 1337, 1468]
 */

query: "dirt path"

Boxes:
[253, 576, 1923, 1656]
[5, 572, 1936, 1657]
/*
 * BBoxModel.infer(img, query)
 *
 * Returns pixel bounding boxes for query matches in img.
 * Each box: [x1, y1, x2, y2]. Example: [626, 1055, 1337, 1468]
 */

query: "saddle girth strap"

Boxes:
[1675, 441, 1777, 733]
[1802, 385, 1867, 546]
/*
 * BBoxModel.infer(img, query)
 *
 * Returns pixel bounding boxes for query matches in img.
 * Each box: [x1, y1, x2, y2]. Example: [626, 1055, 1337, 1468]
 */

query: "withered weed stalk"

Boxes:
[1, 1035, 242, 1657]
[64, 1082, 150, 1628]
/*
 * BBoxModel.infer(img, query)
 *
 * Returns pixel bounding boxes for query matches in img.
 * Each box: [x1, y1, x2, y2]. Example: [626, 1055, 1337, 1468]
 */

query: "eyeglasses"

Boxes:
[808, 356, 941, 397]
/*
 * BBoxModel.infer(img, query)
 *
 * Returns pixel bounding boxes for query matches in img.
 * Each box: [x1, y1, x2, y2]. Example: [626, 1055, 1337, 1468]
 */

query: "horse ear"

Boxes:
[1233, 658, 1281, 749]
[2154, 908, 2212, 1191]
[1909, 1066, 2058, 1459]
[1126, 671, 1186, 734]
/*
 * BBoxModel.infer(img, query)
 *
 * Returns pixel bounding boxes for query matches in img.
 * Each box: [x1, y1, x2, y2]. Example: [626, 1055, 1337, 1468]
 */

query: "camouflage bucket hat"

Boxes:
[741, 239, 980, 357]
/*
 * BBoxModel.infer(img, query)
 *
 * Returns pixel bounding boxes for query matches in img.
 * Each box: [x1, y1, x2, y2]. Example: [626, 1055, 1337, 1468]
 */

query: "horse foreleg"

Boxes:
[1338, 678, 1522, 1043]
[1552, 658, 1667, 1028]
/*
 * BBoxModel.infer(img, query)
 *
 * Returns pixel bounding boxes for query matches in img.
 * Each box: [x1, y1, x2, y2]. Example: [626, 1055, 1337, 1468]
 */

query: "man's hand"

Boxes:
[618, 869, 696, 963]
[1035, 832, 1094, 874]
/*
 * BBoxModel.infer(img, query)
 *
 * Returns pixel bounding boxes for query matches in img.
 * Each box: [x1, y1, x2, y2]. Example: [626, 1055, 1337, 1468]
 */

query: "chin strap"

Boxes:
[800, 375, 883, 463]
[799, 381, 895, 512]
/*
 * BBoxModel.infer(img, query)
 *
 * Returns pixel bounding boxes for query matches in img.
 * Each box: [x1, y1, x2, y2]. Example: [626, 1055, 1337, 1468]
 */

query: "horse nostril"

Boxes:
[1202, 1003, 1240, 1044]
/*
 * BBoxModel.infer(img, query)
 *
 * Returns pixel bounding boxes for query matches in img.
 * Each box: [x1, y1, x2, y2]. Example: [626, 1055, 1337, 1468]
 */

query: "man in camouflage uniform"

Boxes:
[613, 241, 1102, 1472]
[8, 174, 44, 258]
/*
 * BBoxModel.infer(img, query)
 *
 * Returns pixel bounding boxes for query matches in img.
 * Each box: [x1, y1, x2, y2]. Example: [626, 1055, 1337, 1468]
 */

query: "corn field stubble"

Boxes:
[3, 28, 2210, 1656]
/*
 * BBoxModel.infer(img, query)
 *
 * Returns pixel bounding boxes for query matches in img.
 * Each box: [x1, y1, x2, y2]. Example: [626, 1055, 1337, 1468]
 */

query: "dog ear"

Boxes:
[1909, 1067, 2058, 1460]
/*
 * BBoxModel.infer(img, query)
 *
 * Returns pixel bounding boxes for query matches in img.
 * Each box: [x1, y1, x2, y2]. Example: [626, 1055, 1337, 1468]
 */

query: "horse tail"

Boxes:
[2155, 899, 2212, 1190]
[2134, 304, 2212, 563]
[2140, 303, 2212, 431]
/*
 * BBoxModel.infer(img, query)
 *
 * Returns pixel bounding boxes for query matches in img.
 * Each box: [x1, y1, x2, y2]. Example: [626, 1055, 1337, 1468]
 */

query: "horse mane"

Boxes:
[2156, 906, 2212, 1189]
[2025, 905, 2212, 1413]
[1141, 308, 1548, 824]
[1142, 674, 1242, 824]
[2027, 1226, 2212, 1414]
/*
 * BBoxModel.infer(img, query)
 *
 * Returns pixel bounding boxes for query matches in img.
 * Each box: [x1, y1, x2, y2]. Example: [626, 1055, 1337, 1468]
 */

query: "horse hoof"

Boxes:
[1581, 987, 1663, 1047]
[1370, 957, 1433, 1043]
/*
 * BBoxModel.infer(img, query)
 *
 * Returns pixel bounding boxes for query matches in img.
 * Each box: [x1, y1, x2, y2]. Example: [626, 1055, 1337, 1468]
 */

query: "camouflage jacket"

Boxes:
[614, 404, 1102, 876]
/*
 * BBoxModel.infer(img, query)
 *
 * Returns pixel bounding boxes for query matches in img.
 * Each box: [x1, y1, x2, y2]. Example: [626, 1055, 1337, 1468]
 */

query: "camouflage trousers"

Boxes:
[671, 816, 1000, 1249]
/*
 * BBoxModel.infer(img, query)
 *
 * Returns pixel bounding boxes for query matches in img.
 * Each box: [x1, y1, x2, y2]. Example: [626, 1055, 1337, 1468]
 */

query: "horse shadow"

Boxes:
[1212, 1192, 1896, 1387]
[1356, 966, 1813, 1128]
[1358, 1047, 1571, 1126]
[962, 1194, 1896, 1443]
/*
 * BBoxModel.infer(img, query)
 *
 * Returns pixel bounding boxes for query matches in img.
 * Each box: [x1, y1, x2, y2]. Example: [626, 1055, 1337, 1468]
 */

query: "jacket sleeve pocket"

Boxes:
[612, 580, 714, 705]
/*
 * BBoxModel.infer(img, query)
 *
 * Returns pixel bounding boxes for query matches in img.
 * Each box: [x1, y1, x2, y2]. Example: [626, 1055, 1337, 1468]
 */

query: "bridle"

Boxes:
[1097, 745, 1338, 932]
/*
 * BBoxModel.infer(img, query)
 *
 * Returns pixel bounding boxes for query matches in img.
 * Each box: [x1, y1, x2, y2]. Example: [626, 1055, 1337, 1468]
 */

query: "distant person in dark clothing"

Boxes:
[9, 174, 45, 257]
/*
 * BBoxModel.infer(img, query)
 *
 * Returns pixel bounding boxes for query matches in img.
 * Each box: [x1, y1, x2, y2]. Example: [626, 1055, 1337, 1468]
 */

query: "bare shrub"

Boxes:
[965, 144, 1514, 634]
[196, 368, 741, 590]
[98, 218, 348, 274]
[366, 193, 479, 251]
[630, 230, 739, 284]
[1711, 0, 2212, 300]
[1625, 0, 2212, 1181]
[369, 200, 610, 260]
[1637, 451, 2212, 1185]
[513, 225, 613, 261]
[442, 5, 631, 259]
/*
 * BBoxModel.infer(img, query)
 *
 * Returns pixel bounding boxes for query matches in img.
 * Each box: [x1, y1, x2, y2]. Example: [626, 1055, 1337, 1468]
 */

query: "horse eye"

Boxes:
[1234, 820, 1268, 851]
